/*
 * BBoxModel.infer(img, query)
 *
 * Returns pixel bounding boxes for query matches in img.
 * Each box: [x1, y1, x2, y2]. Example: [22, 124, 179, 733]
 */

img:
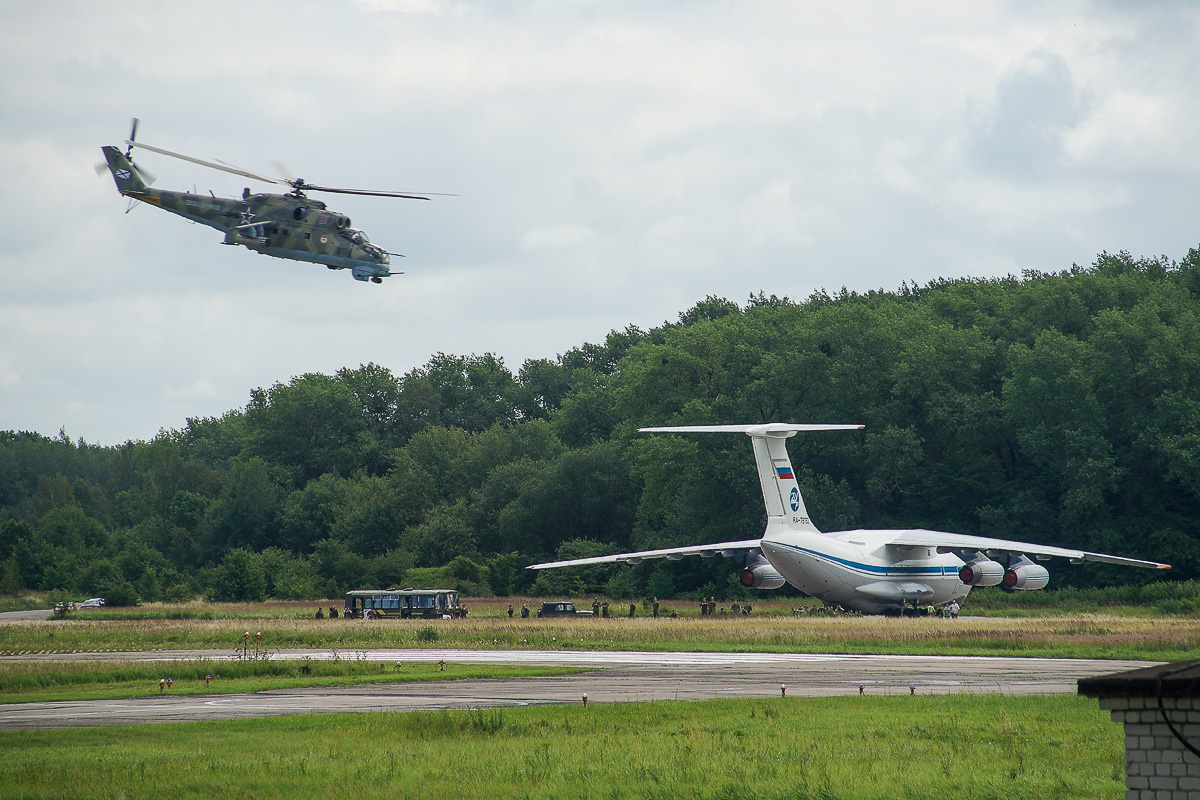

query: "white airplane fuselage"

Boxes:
[759, 526, 970, 614]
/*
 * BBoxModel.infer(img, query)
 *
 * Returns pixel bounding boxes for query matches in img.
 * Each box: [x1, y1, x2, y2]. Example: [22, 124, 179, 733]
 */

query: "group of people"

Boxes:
[317, 596, 962, 620]
[699, 597, 752, 616]
[502, 598, 669, 618]
[590, 597, 663, 618]
[929, 600, 960, 618]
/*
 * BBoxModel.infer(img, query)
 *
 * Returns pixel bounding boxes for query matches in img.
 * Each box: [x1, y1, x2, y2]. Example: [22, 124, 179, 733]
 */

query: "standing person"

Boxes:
[601, 599, 610, 618]
[520, 603, 529, 618]
[949, 600, 960, 619]
[507, 604, 514, 618]
[593, 598, 601, 617]
[652, 597, 660, 618]
[699, 598, 707, 616]
[628, 601, 636, 618]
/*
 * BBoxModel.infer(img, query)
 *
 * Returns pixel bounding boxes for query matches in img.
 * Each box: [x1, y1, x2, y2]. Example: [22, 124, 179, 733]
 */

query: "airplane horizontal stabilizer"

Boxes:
[640, 424, 863, 438]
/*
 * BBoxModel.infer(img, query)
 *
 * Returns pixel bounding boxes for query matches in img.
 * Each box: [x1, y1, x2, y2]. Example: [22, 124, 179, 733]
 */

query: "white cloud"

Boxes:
[521, 224, 595, 249]
[2, 0, 1199, 444]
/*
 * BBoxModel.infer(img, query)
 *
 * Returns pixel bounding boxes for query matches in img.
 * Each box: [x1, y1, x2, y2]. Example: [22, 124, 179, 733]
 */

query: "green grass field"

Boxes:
[0, 694, 1123, 799]
[4, 598, 1198, 661]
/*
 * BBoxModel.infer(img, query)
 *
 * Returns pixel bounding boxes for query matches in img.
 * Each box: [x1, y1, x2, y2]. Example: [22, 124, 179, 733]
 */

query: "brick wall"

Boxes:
[1098, 696, 1200, 799]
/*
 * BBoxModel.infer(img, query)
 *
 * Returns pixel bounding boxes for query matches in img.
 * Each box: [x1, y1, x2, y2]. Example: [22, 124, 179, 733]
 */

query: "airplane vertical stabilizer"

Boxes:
[752, 430, 819, 532]
[638, 423, 863, 535]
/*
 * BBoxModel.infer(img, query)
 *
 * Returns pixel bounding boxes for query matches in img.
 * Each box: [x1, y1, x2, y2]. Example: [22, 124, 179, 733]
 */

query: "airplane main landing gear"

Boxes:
[371, 276, 382, 284]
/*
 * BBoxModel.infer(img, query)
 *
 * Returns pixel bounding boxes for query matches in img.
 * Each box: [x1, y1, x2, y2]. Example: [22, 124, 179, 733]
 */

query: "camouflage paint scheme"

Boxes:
[100, 146, 396, 283]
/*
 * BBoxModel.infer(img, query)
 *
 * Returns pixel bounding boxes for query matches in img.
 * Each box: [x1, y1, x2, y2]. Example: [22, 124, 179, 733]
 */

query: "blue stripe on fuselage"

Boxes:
[766, 540, 956, 578]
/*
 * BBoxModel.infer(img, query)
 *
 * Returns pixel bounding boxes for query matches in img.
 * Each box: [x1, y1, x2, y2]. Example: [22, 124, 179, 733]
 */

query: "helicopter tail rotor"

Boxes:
[112, 118, 157, 186]
[124, 118, 139, 159]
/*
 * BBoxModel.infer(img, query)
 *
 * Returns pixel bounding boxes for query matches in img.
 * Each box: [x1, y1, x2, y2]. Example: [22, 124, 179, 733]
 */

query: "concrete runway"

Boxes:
[0, 648, 1143, 730]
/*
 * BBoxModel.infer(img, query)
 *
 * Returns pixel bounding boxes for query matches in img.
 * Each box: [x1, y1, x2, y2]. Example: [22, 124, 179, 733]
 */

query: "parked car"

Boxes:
[78, 597, 106, 608]
[535, 601, 593, 618]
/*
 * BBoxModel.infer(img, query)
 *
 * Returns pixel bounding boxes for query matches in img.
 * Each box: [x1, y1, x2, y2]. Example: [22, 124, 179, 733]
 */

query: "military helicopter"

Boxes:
[98, 120, 450, 284]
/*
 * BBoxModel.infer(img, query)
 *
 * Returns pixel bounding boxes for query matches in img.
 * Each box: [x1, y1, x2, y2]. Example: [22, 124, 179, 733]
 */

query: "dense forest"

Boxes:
[4, 249, 1200, 605]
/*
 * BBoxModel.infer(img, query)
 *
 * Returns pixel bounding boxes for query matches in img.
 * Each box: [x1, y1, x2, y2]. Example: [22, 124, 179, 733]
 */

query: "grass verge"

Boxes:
[0, 660, 586, 704]
[0, 694, 1124, 799]
[3, 609, 1198, 661]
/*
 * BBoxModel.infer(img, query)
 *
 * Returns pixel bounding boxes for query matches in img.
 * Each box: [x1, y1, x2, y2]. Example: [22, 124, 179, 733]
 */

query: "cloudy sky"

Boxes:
[3, 1, 1199, 445]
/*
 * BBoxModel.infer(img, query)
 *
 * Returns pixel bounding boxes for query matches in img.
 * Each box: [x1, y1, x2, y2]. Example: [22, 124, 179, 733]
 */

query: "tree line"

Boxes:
[3, 248, 1199, 604]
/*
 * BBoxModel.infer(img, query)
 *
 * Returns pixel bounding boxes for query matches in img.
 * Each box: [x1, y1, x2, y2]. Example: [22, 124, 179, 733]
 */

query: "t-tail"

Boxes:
[638, 424, 863, 535]
[100, 145, 149, 195]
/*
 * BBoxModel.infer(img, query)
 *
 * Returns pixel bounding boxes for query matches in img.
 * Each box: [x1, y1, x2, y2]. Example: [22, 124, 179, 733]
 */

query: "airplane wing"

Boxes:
[527, 539, 763, 570]
[884, 529, 1171, 569]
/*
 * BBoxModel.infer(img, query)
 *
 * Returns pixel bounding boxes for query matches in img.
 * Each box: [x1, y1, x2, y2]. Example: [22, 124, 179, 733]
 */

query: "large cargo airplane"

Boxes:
[527, 424, 1171, 614]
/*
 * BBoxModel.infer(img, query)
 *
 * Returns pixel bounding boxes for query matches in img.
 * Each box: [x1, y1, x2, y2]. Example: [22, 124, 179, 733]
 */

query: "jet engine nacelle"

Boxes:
[958, 560, 1005, 586]
[1003, 563, 1050, 590]
[740, 564, 786, 590]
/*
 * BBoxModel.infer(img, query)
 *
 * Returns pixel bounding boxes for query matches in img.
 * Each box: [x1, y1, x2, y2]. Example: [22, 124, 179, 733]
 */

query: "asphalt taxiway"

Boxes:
[0, 649, 1143, 730]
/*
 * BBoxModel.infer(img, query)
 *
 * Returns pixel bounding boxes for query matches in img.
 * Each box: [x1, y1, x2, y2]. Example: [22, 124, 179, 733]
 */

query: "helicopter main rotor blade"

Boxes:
[303, 185, 433, 200]
[125, 140, 286, 186]
[269, 159, 297, 182]
[300, 184, 460, 200]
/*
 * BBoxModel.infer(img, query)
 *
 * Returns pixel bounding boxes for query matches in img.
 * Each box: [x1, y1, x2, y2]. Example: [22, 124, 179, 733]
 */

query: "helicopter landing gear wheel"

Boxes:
[371, 277, 382, 284]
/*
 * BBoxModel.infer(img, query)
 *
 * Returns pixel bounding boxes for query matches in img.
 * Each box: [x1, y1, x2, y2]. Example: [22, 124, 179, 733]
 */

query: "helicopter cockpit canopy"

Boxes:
[341, 228, 387, 261]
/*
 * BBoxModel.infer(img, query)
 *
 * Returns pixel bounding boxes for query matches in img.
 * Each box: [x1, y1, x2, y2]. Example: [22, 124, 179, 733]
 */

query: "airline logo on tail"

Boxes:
[789, 487, 800, 512]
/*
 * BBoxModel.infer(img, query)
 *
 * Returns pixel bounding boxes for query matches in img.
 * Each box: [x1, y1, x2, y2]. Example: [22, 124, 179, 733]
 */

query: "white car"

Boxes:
[78, 598, 105, 609]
